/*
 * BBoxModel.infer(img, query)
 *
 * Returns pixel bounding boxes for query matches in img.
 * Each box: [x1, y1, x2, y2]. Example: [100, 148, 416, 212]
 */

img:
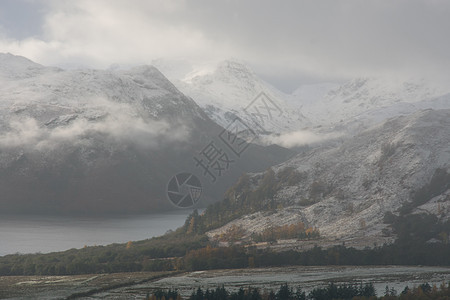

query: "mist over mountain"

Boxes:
[0, 53, 291, 215]
[1, 52, 449, 232]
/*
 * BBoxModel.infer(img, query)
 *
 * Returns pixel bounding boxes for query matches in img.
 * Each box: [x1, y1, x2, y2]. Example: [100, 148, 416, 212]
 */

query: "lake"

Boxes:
[0, 210, 194, 256]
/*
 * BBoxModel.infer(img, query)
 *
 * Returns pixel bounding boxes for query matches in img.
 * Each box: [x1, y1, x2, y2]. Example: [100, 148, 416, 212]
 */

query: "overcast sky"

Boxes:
[0, 0, 449, 91]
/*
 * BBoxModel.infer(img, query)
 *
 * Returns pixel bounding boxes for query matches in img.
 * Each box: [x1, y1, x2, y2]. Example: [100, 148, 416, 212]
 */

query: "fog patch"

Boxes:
[262, 130, 341, 148]
[0, 100, 189, 151]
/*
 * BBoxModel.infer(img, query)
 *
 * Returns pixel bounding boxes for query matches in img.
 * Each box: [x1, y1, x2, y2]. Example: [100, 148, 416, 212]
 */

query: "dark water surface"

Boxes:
[0, 210, 193, 256]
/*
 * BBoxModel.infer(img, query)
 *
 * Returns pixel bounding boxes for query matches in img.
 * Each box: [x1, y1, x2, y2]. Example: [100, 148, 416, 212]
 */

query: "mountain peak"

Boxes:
[180, 59, 255, 85]
[174, 59, 306, 135]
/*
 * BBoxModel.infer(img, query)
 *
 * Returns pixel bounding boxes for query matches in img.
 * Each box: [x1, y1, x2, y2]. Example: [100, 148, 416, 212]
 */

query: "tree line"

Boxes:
[145, 281, 450, 300]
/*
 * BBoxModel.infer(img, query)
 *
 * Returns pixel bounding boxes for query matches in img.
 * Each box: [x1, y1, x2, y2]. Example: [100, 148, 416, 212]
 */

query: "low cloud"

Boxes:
[262, 130, 341, 148]
[0, 99, 189, 151]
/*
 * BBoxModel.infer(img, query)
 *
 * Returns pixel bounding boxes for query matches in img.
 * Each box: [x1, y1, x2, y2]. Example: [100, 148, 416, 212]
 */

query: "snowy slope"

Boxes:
[291, 77, 450, 131]
[207, 109, 450, 245]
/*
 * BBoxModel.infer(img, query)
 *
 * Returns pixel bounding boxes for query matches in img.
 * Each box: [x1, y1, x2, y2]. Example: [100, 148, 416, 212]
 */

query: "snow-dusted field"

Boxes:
[2, 266, 449, 299]
[132, 266, 450, 297]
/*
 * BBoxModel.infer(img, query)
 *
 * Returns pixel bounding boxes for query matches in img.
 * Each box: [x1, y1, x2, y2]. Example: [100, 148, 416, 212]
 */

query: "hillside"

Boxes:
[206, 109, 450, 247]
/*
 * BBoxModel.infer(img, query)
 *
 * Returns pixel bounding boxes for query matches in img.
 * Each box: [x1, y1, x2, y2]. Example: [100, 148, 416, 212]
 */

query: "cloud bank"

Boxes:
[1, 0, 450, 89]
[0, 99, 189, 151]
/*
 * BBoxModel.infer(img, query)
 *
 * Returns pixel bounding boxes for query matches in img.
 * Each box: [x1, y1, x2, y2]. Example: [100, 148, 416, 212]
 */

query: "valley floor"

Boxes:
[1, 266, 449, 299]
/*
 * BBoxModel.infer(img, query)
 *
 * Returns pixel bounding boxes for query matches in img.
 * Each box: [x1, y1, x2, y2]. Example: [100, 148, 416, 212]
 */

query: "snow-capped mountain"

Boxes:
[169, 60, 308, 136]
[207, 109, 450, 246]
[0, 53, 291, 215]
[158, 59, 450, 148]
